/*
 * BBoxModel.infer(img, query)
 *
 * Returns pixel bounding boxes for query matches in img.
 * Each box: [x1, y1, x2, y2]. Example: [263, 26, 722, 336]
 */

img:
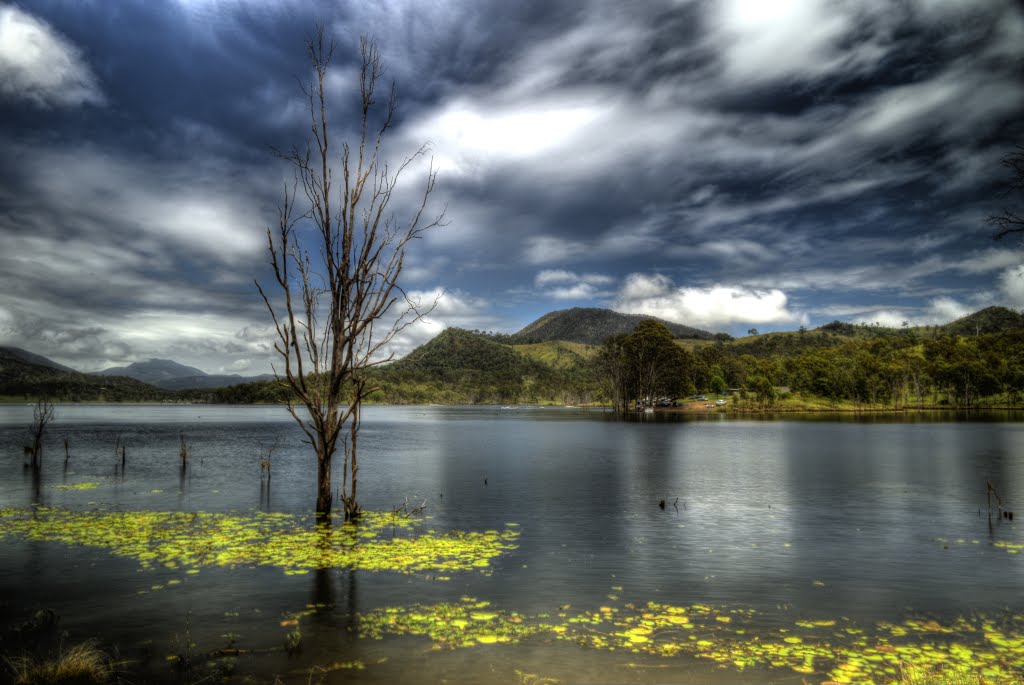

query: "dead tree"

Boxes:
[256, 26, 445, 520]
[990, 144, 1024, 240]
[179, 433, 191, 469]
[27, 398, 55, 469]
[117, 436, 126, 468]
[259, 438, 278, 481]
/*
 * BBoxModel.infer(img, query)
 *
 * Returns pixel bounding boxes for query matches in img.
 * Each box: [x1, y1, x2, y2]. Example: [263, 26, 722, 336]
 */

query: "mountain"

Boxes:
[366, 327, 598, 404]
[0, 346, 76, 373]
[399, 327, 548, 382]
[0, 352, 172, 401]
[940, 306, 1024, 337]
[511, 307, 715, 345]
[99, 359, 207, 384]
[98, 358, 275, 389]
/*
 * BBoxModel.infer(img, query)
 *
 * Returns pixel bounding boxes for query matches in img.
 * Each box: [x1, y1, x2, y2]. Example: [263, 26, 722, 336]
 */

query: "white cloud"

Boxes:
[712, 0, 862, 84]
[0, 305, 14, 337]
[223, 358, 253, 373]
[611, 273, 803, 329]
[535, 270, 577, 286]
[381, 288, 498, 359]
[533, 269, 615, 300]
[927, 296, 976, 323]
[1000, 265, 1024, 309]
[0, 5, 104, 107]
[12, 142, 266, 261]
[706, 0, 923, 94]
[953, 249, 1022, 275]
[851, 296, 981, 327]
[534, 270, 612, 287]
[523, 236, 589, 265]
[405, 96, 609, 178]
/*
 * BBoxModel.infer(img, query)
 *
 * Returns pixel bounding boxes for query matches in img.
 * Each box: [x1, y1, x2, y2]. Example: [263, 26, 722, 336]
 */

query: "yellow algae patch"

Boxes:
[994, 541, 1024, 554]
[357, 598, 556, 649]
[357, 595, 1024, 685]
[0, 506, 519, 577]
[460, 598, 1024, 684]
[50, 482, 100, 491]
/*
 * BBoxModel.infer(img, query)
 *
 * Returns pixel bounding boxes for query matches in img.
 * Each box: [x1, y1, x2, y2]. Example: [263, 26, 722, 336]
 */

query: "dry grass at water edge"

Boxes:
[5, 640, 117, 684]
[896, 660, 1024, 685]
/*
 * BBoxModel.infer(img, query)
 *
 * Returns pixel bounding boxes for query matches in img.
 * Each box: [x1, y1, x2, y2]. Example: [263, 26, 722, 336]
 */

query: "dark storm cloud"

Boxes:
[0, 0, 1022, 371]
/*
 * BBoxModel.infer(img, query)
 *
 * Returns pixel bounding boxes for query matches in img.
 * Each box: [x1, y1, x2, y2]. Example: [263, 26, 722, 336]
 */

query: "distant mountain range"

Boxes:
[97, 359, 275, 390]
[0, 347, 173, 401]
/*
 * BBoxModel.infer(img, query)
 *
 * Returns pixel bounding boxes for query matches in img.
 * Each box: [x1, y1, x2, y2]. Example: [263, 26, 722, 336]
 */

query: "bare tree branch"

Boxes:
[255, 24, 445, 520]
[990, 145, 1024, 240]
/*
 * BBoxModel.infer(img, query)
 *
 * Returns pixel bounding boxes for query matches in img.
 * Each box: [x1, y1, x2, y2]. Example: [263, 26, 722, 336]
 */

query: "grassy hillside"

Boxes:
[512, 340, 599, 369]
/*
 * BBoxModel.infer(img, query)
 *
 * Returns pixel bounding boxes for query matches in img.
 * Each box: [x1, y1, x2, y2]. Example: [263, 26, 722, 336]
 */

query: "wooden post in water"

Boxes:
[987, 481, 1004, 517]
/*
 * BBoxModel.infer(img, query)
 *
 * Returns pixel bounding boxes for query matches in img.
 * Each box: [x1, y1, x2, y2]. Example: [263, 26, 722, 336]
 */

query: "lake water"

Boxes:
[2, 405, 1024, 684]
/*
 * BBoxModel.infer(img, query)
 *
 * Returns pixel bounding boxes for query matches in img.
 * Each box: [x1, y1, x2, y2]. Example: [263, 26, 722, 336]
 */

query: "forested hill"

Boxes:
[366, 328, 599, 405]
[728, 306, 1024, 358]
[942, 306, 1024, 337]
[400, 327, 537, 373]
[0, 346, 76, 373]
[508, 307, 716, 345]
[0, 348, 175, 402]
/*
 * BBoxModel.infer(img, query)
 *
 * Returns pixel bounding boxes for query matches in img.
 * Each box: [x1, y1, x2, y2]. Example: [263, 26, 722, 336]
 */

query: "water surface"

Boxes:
[2, 405, 1023, 683]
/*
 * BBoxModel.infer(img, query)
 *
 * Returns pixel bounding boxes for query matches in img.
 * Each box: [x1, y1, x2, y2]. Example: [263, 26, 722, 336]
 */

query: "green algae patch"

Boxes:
[0, 506, 519, 577]
[357, 597, 557, 649]
[352, 593, 1024, 684]
[50, 482, 100, 491]
[994, 541, 1024, 555]
[560, 601, 1024, 683]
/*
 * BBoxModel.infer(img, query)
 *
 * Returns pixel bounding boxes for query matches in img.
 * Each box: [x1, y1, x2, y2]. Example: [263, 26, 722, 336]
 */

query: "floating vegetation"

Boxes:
[994, 541, 1024, 555]
[49, 482, 100, 491]
[0, 507, 519, 577]
[357, 597, 557, 649]
[352, 594, 1024, 684]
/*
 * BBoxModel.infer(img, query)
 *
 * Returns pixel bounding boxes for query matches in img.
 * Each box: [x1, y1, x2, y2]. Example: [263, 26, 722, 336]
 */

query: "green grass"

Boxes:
[512, 341, 599, 369]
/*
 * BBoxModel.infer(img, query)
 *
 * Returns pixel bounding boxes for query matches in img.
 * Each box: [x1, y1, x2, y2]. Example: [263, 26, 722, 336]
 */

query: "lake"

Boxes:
[2, 404, 1024, 684]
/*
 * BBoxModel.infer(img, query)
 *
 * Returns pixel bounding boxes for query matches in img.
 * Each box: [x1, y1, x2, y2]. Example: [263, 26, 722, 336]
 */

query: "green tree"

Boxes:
[747, 374, 777, 408]
[624, 320, 687, 404]
[597, 333, 634, 412]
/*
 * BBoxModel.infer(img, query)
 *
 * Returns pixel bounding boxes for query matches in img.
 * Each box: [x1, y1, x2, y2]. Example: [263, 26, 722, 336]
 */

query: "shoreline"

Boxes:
[2, 398, 1024, 416]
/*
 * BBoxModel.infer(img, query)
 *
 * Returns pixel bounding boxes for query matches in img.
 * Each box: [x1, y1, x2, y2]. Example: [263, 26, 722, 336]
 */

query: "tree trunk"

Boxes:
[316, 447, 332, 519]
[346, 402, 360, 520]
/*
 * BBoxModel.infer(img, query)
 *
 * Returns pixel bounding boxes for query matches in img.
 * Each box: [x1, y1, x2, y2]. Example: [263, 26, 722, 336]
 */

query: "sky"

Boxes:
[0, 0, 1023, 375]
